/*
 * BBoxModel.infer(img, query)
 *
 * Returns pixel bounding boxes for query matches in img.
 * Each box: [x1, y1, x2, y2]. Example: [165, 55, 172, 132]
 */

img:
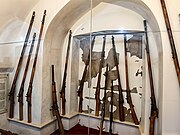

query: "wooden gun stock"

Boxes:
[26, 84, 32, 123]
[9, 87, 15, 119]
[111, 36, 125, 122]
[60, 30, 72, 115]
[51, 65, 65, 135]
[78, 64, 88, 113]
[18, 87, 24, 121]
[149, 111, 157, 135]
[9, 11, 35, 118]
[129, 103, 139, 125]
[95, 36, 106, 116]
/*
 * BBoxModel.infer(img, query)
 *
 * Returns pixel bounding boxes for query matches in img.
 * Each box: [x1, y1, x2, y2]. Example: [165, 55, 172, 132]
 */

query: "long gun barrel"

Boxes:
[78, 36, 96, 113]
[109, 80, 114, 135]
[95, 36, 106, 116]
[51, 65, 65, 135]
[124, 35, 139, 125]
[26, 10, 46, 123]
[99, 64, 108, 135]
[17, 33, 36, 121]
[60, 30, 72, 115]
[9, 11, 35, 118]
[144, 20, 158, 135]
[160, 0, 180, 86]
[111, 36, 125, 121]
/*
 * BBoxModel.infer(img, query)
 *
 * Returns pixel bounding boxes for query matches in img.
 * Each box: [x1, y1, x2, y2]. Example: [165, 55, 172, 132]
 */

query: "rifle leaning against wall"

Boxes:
[17, 33, 36, 121]
[95, 36, 106, 116]
[111, 36, 125, 122]
[51, 65, 65, 135]
[77, 36, 96, 113]
[99, 64, 108, 135]
[144, 20, 158, 135]
[160, 0, 180, 86]
[109, 80, 114, 135]
[9, 11, 35, 118]
[124, 34, 139, 125]
[26, 10, 46, 123]
[60, 30, 72, 115]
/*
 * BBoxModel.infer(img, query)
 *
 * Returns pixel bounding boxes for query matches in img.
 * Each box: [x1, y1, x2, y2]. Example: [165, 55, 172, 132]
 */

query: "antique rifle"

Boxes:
[111, 36, 125, 121]
[18, 33, 36, 121]
[95, 36, 106, 116]
[9, 11, 35, 118]
[60, 30, 72, 115]
[124, 34, 139, 125]
[51, 65, 65, 135]
[26, 10, 46, 123]
[78, 36, 96, 113]
[160, 0, 180, 86]
[99, 64, 108, 135]
[144, 20, 158, 135]
[109, 80, 114, 135]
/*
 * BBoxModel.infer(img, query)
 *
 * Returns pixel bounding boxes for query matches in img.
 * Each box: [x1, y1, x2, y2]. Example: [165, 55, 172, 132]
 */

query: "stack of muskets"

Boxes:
[160, 0, 180, 86]
[17, 33, 36, 121]
[99, 64, 108, 135]
[78, 36, 96, 113]
[124, 35, 139, 125]
[0, 129, 18, 135]
[51, 65, 65, 135]
[111, 36, 125, 122]
[109, 80, 114, 135]
[144, 20, 158, 135]
[95, 36, 106, 116]
[26, 10, 47, 123]
[8, 11, 36, 119]
[60, 30, 72, 115]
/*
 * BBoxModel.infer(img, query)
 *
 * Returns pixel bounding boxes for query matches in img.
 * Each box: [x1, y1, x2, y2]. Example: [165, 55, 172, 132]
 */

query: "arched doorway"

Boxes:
[43, 0, 163, 134]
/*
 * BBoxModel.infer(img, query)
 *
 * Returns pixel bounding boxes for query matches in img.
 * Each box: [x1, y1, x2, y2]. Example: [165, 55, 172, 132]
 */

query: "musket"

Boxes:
[17, 33, 36, 121]
[111, 36, 125, 121]
[160, 0, 180, 86]
[26, 10, 46, 123]
[78, 36, 96, 113]
[144, 20, 158, 135]
[99, 64, 108, 135]
[124, 34, 139, 125]
[109, 80, 114, 135]
[95, 36, 106, 116]
[60, 30, 72, 115]
[51, 65, 65, 135]
[9, 11, 35, 118]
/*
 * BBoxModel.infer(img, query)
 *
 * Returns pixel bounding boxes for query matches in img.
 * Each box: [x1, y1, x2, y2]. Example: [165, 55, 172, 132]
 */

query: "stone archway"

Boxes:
[42, 0, 163, 134]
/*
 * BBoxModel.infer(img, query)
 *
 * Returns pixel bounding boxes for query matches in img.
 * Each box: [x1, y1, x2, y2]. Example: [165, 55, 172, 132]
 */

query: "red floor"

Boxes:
[51, 124, 117, 135]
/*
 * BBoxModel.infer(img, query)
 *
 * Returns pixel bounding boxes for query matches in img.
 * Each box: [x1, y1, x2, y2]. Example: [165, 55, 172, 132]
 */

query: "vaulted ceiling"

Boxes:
[0, 0, 40, 31]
